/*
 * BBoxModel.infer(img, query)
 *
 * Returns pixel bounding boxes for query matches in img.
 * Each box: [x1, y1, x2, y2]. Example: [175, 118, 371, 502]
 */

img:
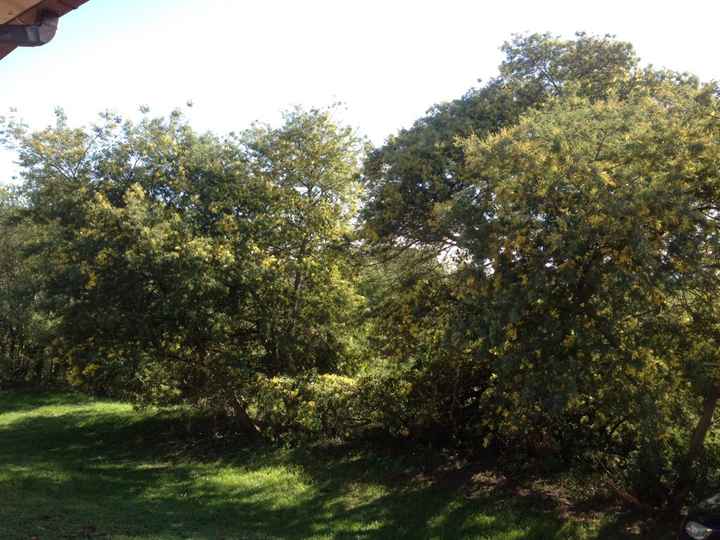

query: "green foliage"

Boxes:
[362, 32, 639, 248]
[457, 87, 720, 493]
[5, 31, 720, 510]
[2, 106, 365, 407]
[459, 87, 720, 394]
[361, 32, 720, 504]
[249, 373, 358, 440]
[0, 187, 52, 387]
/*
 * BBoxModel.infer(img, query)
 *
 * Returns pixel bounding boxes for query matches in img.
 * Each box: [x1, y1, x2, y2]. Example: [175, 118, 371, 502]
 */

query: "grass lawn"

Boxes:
[0, 391, 674, 540]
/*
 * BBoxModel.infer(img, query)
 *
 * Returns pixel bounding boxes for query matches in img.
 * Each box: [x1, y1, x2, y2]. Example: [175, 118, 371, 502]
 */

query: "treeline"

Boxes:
[3, 33, 720, 509]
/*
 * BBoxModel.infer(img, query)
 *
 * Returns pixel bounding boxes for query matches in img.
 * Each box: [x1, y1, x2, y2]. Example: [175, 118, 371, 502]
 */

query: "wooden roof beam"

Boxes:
[0, 1, 42, 25]
[0, 0, 89, 61]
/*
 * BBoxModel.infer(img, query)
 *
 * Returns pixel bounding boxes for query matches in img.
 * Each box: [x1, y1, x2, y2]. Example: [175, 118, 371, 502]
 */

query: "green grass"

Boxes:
[0, 391, 668, 540]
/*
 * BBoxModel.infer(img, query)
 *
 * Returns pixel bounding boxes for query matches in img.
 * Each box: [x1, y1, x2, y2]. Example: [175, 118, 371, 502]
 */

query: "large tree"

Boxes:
[439, 82, 720, 506]
[362, 33, 720, 503]
[362, 32, 639, 249]
[3, 107, 364, 412]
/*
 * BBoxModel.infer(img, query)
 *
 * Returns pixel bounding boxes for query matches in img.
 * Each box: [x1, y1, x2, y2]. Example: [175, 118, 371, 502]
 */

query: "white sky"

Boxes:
[1, 0, 719, 183]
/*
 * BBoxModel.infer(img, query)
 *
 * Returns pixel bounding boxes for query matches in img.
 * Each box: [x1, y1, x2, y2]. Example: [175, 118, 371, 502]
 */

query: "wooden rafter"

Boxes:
[1, 0, 41, 24]
[0, 0, 89, 61]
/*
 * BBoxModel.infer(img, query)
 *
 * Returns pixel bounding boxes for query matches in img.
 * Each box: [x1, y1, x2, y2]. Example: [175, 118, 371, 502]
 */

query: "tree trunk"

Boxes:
[671, 387, 720, 509]
[233, 392, 261, 435]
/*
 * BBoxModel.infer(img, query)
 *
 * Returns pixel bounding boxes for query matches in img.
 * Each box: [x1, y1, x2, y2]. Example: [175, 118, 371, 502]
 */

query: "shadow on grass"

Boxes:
[0, 392, 674, 540]
[592, 510, 680, 540]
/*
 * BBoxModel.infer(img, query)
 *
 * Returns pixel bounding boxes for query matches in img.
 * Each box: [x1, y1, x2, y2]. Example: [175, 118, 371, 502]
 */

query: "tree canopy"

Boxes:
[3, 32, 720, 509]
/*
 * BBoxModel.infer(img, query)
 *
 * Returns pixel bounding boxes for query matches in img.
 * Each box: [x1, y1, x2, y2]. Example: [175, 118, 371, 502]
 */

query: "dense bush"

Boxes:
[3, 33, 720, 510]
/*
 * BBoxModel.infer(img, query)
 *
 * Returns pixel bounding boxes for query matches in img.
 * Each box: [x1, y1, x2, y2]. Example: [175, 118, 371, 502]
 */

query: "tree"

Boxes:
[362, 32, 639, 250]
[237, 108, 365, 375]
[359, 32, 720, 504]
[0, 187, 46, 386]
[456, 85, 720, 503]
[2, 106, 365, 414]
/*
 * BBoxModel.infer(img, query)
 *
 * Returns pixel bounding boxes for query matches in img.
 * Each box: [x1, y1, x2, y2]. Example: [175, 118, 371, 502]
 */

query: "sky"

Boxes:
[1, 0, 720, 183]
